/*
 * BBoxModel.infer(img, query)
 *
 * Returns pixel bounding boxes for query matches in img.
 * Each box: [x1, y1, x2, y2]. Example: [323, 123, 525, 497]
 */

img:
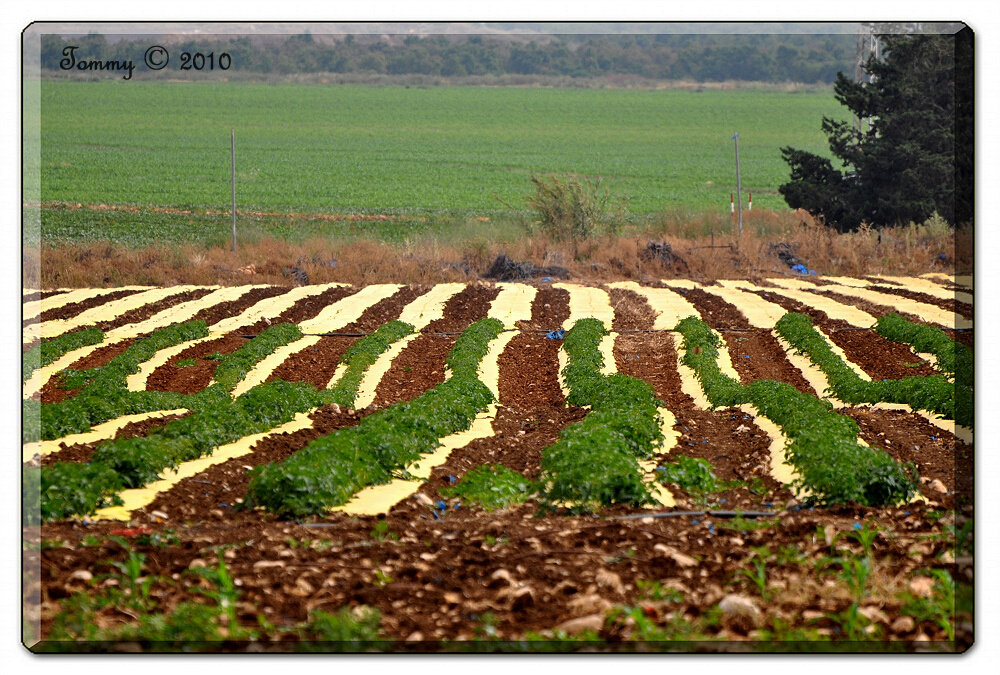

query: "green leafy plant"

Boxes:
[901, 569, 955, 640]
[441, 464, 534, 511]
[738, 547, 772, 601]
[776, 312, 967, 428]
[23, 326, 104, 382]
[175, 358, 198, 368]
[296, 606, 382, 652]
[843, 521, 880, 557]
[838, 555, 871, 603]
[536, 318, 664, 513]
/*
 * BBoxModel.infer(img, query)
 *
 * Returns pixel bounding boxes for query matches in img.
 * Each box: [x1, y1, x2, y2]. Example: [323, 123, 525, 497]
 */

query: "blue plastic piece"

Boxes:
[546, 329, 567, 340]
[540, 277, 553, 282]
[434, 500, 447, 510]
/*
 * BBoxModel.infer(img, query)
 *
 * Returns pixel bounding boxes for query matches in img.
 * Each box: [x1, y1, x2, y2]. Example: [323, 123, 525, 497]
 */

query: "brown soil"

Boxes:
[93, 288, 216, 332]
[237, 285, 361, 334]
[371, 285, 500, 408]
[265, 285, 433, 387]
[31, 282, 972, 652]
[39, 413, 190, 467]
[499, 287, 571, 409]
[31, 289, 143, 327]
[607, 287, 657, 331]
[144, 334, 250, 394]
[741, 289, 940, 381]
[39, 339, 137, 404]
[868, 285, 973, 320]
[188, 286, 293, 327]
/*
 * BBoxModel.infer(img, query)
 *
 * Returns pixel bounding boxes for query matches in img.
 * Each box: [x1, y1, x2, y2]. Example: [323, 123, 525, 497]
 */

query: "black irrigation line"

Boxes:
[295, 509, 778, 527]
[232, 325, 970, 340]
[611, 510, 778, 520]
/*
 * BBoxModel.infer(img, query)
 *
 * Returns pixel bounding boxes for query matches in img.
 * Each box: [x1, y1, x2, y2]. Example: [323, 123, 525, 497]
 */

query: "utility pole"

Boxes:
[231, 129, 237, 253]
[732, 132, 742, 236]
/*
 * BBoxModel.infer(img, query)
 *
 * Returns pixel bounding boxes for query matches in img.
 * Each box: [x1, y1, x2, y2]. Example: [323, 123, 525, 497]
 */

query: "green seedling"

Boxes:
[41, 539, 69, 550]
[204, 352, 226, 361]
[134, 529, 180, 548]
[636, 579, 684, 603]
[370, 520, 398, 543]
[175, 358, 198, 368]
[839, 555, 871, 603]
[738, 547, 772, 601]
[373, 569, 393, 587]
[844, 521, 880, 557]
[80, 534, 103, 547]
[775, 544, 809, 567]
[901, 569, 955, 640]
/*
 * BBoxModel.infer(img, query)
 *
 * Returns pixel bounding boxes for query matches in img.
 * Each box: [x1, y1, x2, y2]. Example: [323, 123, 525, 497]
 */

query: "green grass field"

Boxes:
[37, 81, 845, 221]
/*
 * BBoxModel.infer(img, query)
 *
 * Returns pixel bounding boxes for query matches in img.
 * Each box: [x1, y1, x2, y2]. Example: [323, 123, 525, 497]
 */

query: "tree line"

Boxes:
[40, 32, 856, 83]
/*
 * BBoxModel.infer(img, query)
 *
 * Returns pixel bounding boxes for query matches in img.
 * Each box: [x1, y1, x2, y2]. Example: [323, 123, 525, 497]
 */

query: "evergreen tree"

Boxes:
[779, 28, 973, 231]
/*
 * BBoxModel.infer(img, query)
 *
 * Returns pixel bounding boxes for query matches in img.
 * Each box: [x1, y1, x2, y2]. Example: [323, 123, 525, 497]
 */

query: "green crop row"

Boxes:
[327, 321, 414, 409]
[774, 312, 967, 428]
[874, 313, 972, 385]
[242, 318, 505, 519]
[31, 321, 210, 443]
[23, 327, 105, 382]
[35, 321, 416, 521]
[536, 318, 664, 513]
[675, 315, 918, 507]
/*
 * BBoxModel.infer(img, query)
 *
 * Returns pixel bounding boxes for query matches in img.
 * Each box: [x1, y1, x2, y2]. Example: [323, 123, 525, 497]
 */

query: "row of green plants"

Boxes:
[242, 318, 505, 519]
[32, 320, 417, 522]
[676, 316, 919, 506]
[23, 326, 105, 382]
[536, 318, 665, 512]
[27, 321, 210, 444]
[874, 313, 972, 385]
[775, 312, 969, 429]
[874, 313, 973, 429]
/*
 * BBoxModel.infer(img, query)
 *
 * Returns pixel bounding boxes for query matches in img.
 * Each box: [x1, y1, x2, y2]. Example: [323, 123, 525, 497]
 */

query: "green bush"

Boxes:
[441, 464, 534, 511]
[23, 326, 105, 382]
[525, 173, 626, 253]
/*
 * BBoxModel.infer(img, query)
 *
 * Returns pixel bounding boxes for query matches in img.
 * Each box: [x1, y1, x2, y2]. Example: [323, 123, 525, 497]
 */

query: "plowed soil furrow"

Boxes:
[396, 405, 589, 514]
[741, 288, 938, 381]
[32, 288, 143, 326]
[145, 334, 250, 394]
[612, 326, 787, 511]
[808, 289, 928, 327]
[371, 285, 499, 408]
[39, 339, 137, 404]
[607, 287, 656, 331]
[188, 286, 292, 327]
[40, 413, 191, 466]
[843, 407, 969, 508]
[868, 285, 974, 319]
[266, 285, 432, 385]
[237, 285, 360, 334]
[90, 288, 216, 332]
[500, 287, 570, 408]
[667, 286, 813, 391]
[142, 405, 369, 521]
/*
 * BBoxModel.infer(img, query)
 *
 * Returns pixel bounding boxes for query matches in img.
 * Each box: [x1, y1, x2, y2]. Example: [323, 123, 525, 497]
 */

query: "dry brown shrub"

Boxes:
[31, 209, 962, 289]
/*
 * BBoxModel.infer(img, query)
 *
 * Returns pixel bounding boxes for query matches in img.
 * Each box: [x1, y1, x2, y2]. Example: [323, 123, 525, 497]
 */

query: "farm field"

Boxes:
[33, 82, 845, 225]
[22, 273, 972, 651]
